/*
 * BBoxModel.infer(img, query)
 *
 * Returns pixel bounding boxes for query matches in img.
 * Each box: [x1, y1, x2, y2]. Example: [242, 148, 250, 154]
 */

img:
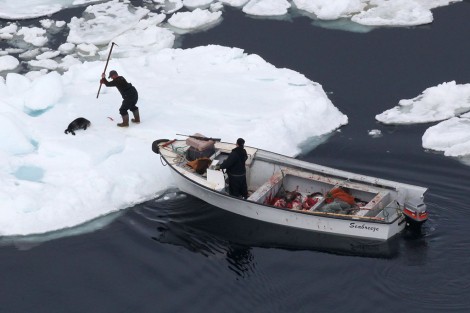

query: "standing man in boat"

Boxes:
[216, 138, 248, 199]
[100, 70, 140, 127]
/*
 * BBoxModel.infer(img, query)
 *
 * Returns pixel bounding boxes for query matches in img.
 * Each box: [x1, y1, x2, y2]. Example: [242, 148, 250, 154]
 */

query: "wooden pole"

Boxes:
[96, 42, 117, 99]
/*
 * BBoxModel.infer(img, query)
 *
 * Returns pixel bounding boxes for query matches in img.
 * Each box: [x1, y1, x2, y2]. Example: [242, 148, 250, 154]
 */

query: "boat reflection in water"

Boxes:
[127, 189, 400, 261]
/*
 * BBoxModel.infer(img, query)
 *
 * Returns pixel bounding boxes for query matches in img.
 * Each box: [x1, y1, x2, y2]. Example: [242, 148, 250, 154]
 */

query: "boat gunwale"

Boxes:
[251, 149, 427, 194]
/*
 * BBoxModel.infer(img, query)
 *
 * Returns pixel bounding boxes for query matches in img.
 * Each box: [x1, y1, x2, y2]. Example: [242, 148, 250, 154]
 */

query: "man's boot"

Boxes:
[117, 114, 129, 127]
[131, 109, 140, 124]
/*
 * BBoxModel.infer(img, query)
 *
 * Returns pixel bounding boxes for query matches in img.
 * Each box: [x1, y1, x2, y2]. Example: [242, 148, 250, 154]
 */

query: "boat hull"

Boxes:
[170, 169, 406, 240]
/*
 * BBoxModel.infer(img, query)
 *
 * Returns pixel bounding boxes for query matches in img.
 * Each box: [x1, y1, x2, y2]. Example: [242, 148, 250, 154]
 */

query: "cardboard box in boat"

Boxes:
[185, 133, 216, 161]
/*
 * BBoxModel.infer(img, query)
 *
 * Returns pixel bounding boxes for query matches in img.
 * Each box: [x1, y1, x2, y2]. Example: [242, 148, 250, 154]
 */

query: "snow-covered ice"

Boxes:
[17, 26, 48, 47]
[0, 0, 63, 20]
[0, 55, 19, 72]
[0, 45, 347, 236]
[66, 0, 150, 46]
[377, 81, 470, 156]
[368, 129, 382, 138]
[376, 81, 470, 124]
[292, 0, 366, 20]
[167, 8, 222, 32]
[243, 0, 291, 16]
[183, 0, 214, 9]
[422, 115, 470, 157]
[351, 1, 433, 26]
[219, 0, 250, 6]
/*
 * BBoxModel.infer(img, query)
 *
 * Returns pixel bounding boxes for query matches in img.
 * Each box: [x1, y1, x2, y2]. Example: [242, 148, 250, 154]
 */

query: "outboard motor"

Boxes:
[403, 198, 428, 227]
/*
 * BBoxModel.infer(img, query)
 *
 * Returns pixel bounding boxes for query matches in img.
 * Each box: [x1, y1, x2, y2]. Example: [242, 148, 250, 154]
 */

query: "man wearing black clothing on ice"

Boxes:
[100, 70, 140, 127]
[216, 138, 248, 199]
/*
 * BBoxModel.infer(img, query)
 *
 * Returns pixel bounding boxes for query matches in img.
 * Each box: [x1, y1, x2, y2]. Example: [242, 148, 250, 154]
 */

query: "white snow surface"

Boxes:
[0, 0, 64, 20]
[243, 0, 291, 16]
[66, 0, 150, 45]
[183, 0, 214, 9]
[0, 55, 19, 71]
[377, 81, 470, 156]
[422, 115, 470, 157]
[17, 27, 48, 47]
[167, 8, 222, 31]
[351, 0, 433, 26]
[292, 0, 366, 20]
[376, 81, 470, 124]
[292, 0, 460, 25]
[220, 0, 250, 6]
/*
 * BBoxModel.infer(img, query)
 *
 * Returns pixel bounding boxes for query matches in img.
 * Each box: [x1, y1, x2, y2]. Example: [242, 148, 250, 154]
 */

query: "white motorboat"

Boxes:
[152, 135, 428, 241]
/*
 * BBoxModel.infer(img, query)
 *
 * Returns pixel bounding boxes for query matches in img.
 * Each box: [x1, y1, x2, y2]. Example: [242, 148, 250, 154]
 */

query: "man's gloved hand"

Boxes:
[214, 164, 221, 171]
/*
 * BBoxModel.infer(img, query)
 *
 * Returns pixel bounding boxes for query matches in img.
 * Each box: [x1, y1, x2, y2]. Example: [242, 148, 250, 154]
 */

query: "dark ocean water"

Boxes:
[2, 2, 470, 313]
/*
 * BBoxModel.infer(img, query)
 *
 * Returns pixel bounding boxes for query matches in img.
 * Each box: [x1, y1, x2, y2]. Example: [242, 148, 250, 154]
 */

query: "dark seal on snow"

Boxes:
[64, 117, 91, 135]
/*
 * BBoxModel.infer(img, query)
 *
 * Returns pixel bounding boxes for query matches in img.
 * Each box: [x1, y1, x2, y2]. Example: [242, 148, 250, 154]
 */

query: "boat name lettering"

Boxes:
[349, 223, 379, 232]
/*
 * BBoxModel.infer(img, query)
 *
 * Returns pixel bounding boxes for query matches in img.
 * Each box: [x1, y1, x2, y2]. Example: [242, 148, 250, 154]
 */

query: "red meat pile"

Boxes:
[266, 191, 321, 211]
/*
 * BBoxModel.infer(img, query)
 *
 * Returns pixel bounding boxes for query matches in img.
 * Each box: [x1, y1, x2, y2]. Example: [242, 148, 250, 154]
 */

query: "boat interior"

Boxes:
[163, 138, 402, 222]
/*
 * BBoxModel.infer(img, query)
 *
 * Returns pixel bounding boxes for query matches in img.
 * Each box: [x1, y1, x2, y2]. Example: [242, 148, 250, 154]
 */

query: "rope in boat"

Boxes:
[171, 145, 187, 165]
[159, 155, 167, 166]
[383, 204, 391, 220]
[393, 200, 403, 219]
[173, 145, 187, 155]
[158, 140, 185, 166]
